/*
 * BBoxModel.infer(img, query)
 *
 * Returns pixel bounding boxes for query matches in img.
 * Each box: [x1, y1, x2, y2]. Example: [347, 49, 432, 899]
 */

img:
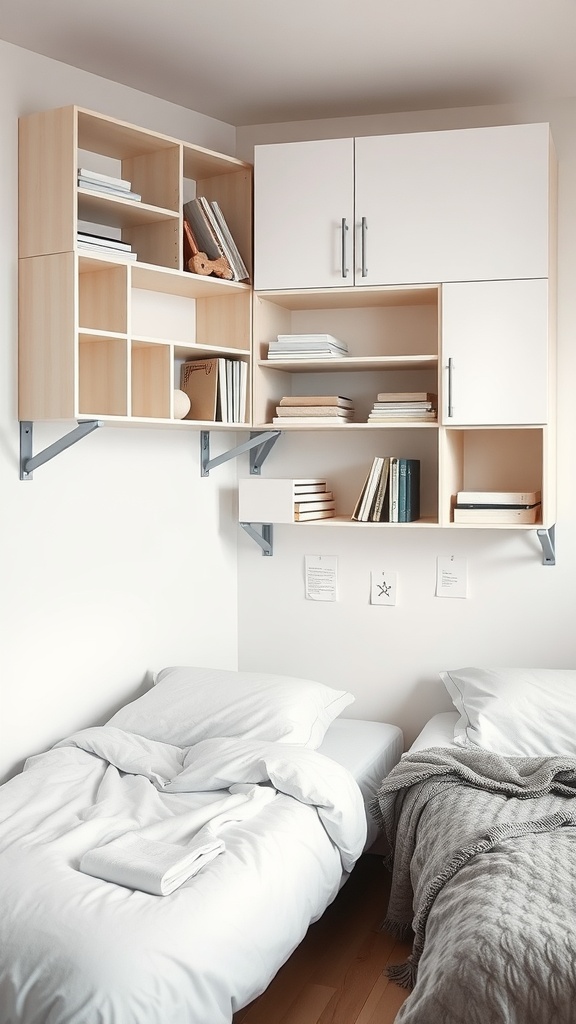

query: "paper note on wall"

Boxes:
[435, 556, 468, 598]
[305, 555, 338, 601]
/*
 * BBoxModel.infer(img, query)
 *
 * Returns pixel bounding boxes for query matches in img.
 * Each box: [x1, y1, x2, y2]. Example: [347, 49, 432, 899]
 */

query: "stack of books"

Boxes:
[272, 395, 354, 426]
[76, 230, 137, 260]
[352, 457, 420, 523]
[367, 391, 437, 423]
[453, 490, 542, 524]
[183, 197, 249, 281]
[180, 357, 248, 423]
[238, 478, 337, 524]
[77, 167, 142, 202]
[293, 480, 336, 521]
[267, 334, 348, 361]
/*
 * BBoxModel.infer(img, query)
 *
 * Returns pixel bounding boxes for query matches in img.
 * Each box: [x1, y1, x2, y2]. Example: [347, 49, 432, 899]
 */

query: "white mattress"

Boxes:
[408, 711, 459, 752]
[0, 717, 402, 1024]
[318, 718, 404, 846]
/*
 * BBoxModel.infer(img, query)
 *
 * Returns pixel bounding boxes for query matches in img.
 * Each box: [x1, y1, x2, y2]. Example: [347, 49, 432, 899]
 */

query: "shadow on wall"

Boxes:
[94, 670, 156, 725]
[0, 671, 155, 786]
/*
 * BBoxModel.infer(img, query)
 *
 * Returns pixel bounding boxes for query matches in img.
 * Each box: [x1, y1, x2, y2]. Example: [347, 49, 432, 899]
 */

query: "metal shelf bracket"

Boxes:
[200, 429, 280, 477]
[239, 522, 273, 556]
[20, 420, 102, 480]
[536, 524, 556, 566]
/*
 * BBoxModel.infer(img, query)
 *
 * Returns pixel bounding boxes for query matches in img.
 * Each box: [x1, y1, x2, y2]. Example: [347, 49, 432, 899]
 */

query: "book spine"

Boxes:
[388, 458, 399, 522]
[405, 460, 421, 522]
[371, 458, 390, 522]
[210, 201, 249, 281]
[198, 197, 238, 278]
[397, 459, 408, 523]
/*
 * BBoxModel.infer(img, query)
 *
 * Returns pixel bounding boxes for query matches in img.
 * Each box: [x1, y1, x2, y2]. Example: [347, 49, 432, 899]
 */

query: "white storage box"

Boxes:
[238, 478, 332, 523]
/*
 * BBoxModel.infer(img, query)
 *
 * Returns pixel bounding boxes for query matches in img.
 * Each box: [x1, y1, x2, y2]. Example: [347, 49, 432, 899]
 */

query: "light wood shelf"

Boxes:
[19, 105, 253, 428]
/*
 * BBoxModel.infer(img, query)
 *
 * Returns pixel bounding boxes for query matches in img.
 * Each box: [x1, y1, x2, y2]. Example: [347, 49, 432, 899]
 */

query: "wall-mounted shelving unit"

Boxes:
[17, 108, 557, 564]
[18, 104, 253, 434]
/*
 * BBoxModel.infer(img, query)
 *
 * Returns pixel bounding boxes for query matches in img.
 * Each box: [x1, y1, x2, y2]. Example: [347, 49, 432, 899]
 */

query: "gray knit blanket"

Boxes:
[371, 747, 576, 1024]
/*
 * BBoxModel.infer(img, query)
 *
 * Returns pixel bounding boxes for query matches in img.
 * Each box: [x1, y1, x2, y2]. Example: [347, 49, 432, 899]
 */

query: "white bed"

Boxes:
[0, 666, 402, 1024]
[407, 710, 458, 752]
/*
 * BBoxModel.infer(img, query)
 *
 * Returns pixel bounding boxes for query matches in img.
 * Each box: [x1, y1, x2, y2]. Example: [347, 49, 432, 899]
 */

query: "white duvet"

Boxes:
[0, 727, 367, 1024]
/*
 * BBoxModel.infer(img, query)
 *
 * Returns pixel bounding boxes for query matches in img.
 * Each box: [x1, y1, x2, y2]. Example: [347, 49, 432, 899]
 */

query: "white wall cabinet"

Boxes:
[254, 138, 354, 291]
[254, 123, 553, 291]
[441, 278, 550, 426]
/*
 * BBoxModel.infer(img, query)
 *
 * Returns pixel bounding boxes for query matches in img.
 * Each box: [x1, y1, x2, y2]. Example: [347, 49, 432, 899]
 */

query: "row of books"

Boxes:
[76, 230, 137, 260]
[77, 167, 142, 202]
[292, 479, 336, 521]
[183, 197, 249, 282]
[180, 357, 248, 424]
[267, 334, 348, 361]
[272, 395, 354, 426]
[368, 391, 437, 423]
[352, 457, 421, 523]
[453, 489, 542, 524]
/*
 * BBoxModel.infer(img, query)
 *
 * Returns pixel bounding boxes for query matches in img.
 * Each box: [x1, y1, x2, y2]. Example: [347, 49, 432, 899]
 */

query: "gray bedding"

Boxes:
[372, 747, 576, 1024]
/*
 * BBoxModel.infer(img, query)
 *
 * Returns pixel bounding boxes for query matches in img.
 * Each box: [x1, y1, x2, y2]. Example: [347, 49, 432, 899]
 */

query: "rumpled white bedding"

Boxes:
[0, 726, 367, 1024]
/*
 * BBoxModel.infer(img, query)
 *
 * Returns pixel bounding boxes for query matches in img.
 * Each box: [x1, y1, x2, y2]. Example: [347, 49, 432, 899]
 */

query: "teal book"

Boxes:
[403, 459, 421, 522]
[397, 459, 408, 522]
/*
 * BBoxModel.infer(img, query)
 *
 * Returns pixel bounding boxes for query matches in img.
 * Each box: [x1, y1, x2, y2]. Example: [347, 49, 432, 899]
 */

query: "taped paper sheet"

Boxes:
[305, 555, 338, 601]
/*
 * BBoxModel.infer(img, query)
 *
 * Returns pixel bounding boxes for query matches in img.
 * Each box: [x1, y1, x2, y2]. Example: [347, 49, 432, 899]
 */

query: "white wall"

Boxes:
[236, 100, 576, 747]
[0, 41, 242, 782]
[3, 39, 576, 781]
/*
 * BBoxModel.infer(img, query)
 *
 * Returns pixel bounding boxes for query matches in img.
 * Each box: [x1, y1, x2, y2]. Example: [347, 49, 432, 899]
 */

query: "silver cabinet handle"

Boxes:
[361, 216, 368, 277]
[447, 356, 454, 418]
[341, 217, 349, 278]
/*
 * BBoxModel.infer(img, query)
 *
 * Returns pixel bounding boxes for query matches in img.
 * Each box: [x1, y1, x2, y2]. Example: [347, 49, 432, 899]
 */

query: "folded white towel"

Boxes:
[80, 828, 224, 896]
[79, 782, 276, 896]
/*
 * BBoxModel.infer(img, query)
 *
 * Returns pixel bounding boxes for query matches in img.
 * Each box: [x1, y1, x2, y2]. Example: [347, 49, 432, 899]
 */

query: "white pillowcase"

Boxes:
[440, 667, 576, 756]
[107, 666, 354, 749]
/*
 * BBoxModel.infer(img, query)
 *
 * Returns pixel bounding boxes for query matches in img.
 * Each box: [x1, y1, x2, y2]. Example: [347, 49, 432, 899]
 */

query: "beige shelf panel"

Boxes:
[131, 342, 171, 419]
[78, 334, 128, 417]
[257, 286, 439, 310]
[79, 260, 127, 333]
[257, 355, 438, 373]
[77, 191, 179, 228]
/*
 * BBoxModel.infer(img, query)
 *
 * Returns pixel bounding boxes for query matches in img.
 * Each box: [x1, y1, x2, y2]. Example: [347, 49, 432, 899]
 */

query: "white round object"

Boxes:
[173, 389, 191, 419]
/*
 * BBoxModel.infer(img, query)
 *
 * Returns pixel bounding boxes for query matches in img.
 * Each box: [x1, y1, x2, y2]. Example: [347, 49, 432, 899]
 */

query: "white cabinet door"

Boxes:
[355, 123, 552, 287]
[254, 138, 354, 291]
[441, 279, 549, 425]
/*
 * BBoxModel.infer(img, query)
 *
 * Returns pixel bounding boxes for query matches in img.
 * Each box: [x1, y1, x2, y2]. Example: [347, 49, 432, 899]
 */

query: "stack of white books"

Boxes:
[76, 230, 137, 260]
[272, 395, 354, 426]
[293, 480, 336, 521]
[453, 489, 542, 524]
[367, 391, 437, 423]
[267, 334, 348, 361]
[77, 168, 142, 202]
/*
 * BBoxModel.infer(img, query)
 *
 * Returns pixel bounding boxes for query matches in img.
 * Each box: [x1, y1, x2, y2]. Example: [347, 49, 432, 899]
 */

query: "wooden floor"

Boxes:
[232, 854, 411, 1024]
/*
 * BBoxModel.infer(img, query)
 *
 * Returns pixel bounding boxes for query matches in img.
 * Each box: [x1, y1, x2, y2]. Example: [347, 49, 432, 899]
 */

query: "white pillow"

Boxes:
[107, 666, 354, 749]
[440, 667, 576, 756]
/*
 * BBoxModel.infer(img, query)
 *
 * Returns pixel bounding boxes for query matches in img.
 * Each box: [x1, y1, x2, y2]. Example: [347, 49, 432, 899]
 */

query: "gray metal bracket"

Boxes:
[536, 524, 556, 566]
[249, 431, 281, 475]
[200, 429, 280, 477]
[20, 420, 102, 480]
[239, 522, 273, 556]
